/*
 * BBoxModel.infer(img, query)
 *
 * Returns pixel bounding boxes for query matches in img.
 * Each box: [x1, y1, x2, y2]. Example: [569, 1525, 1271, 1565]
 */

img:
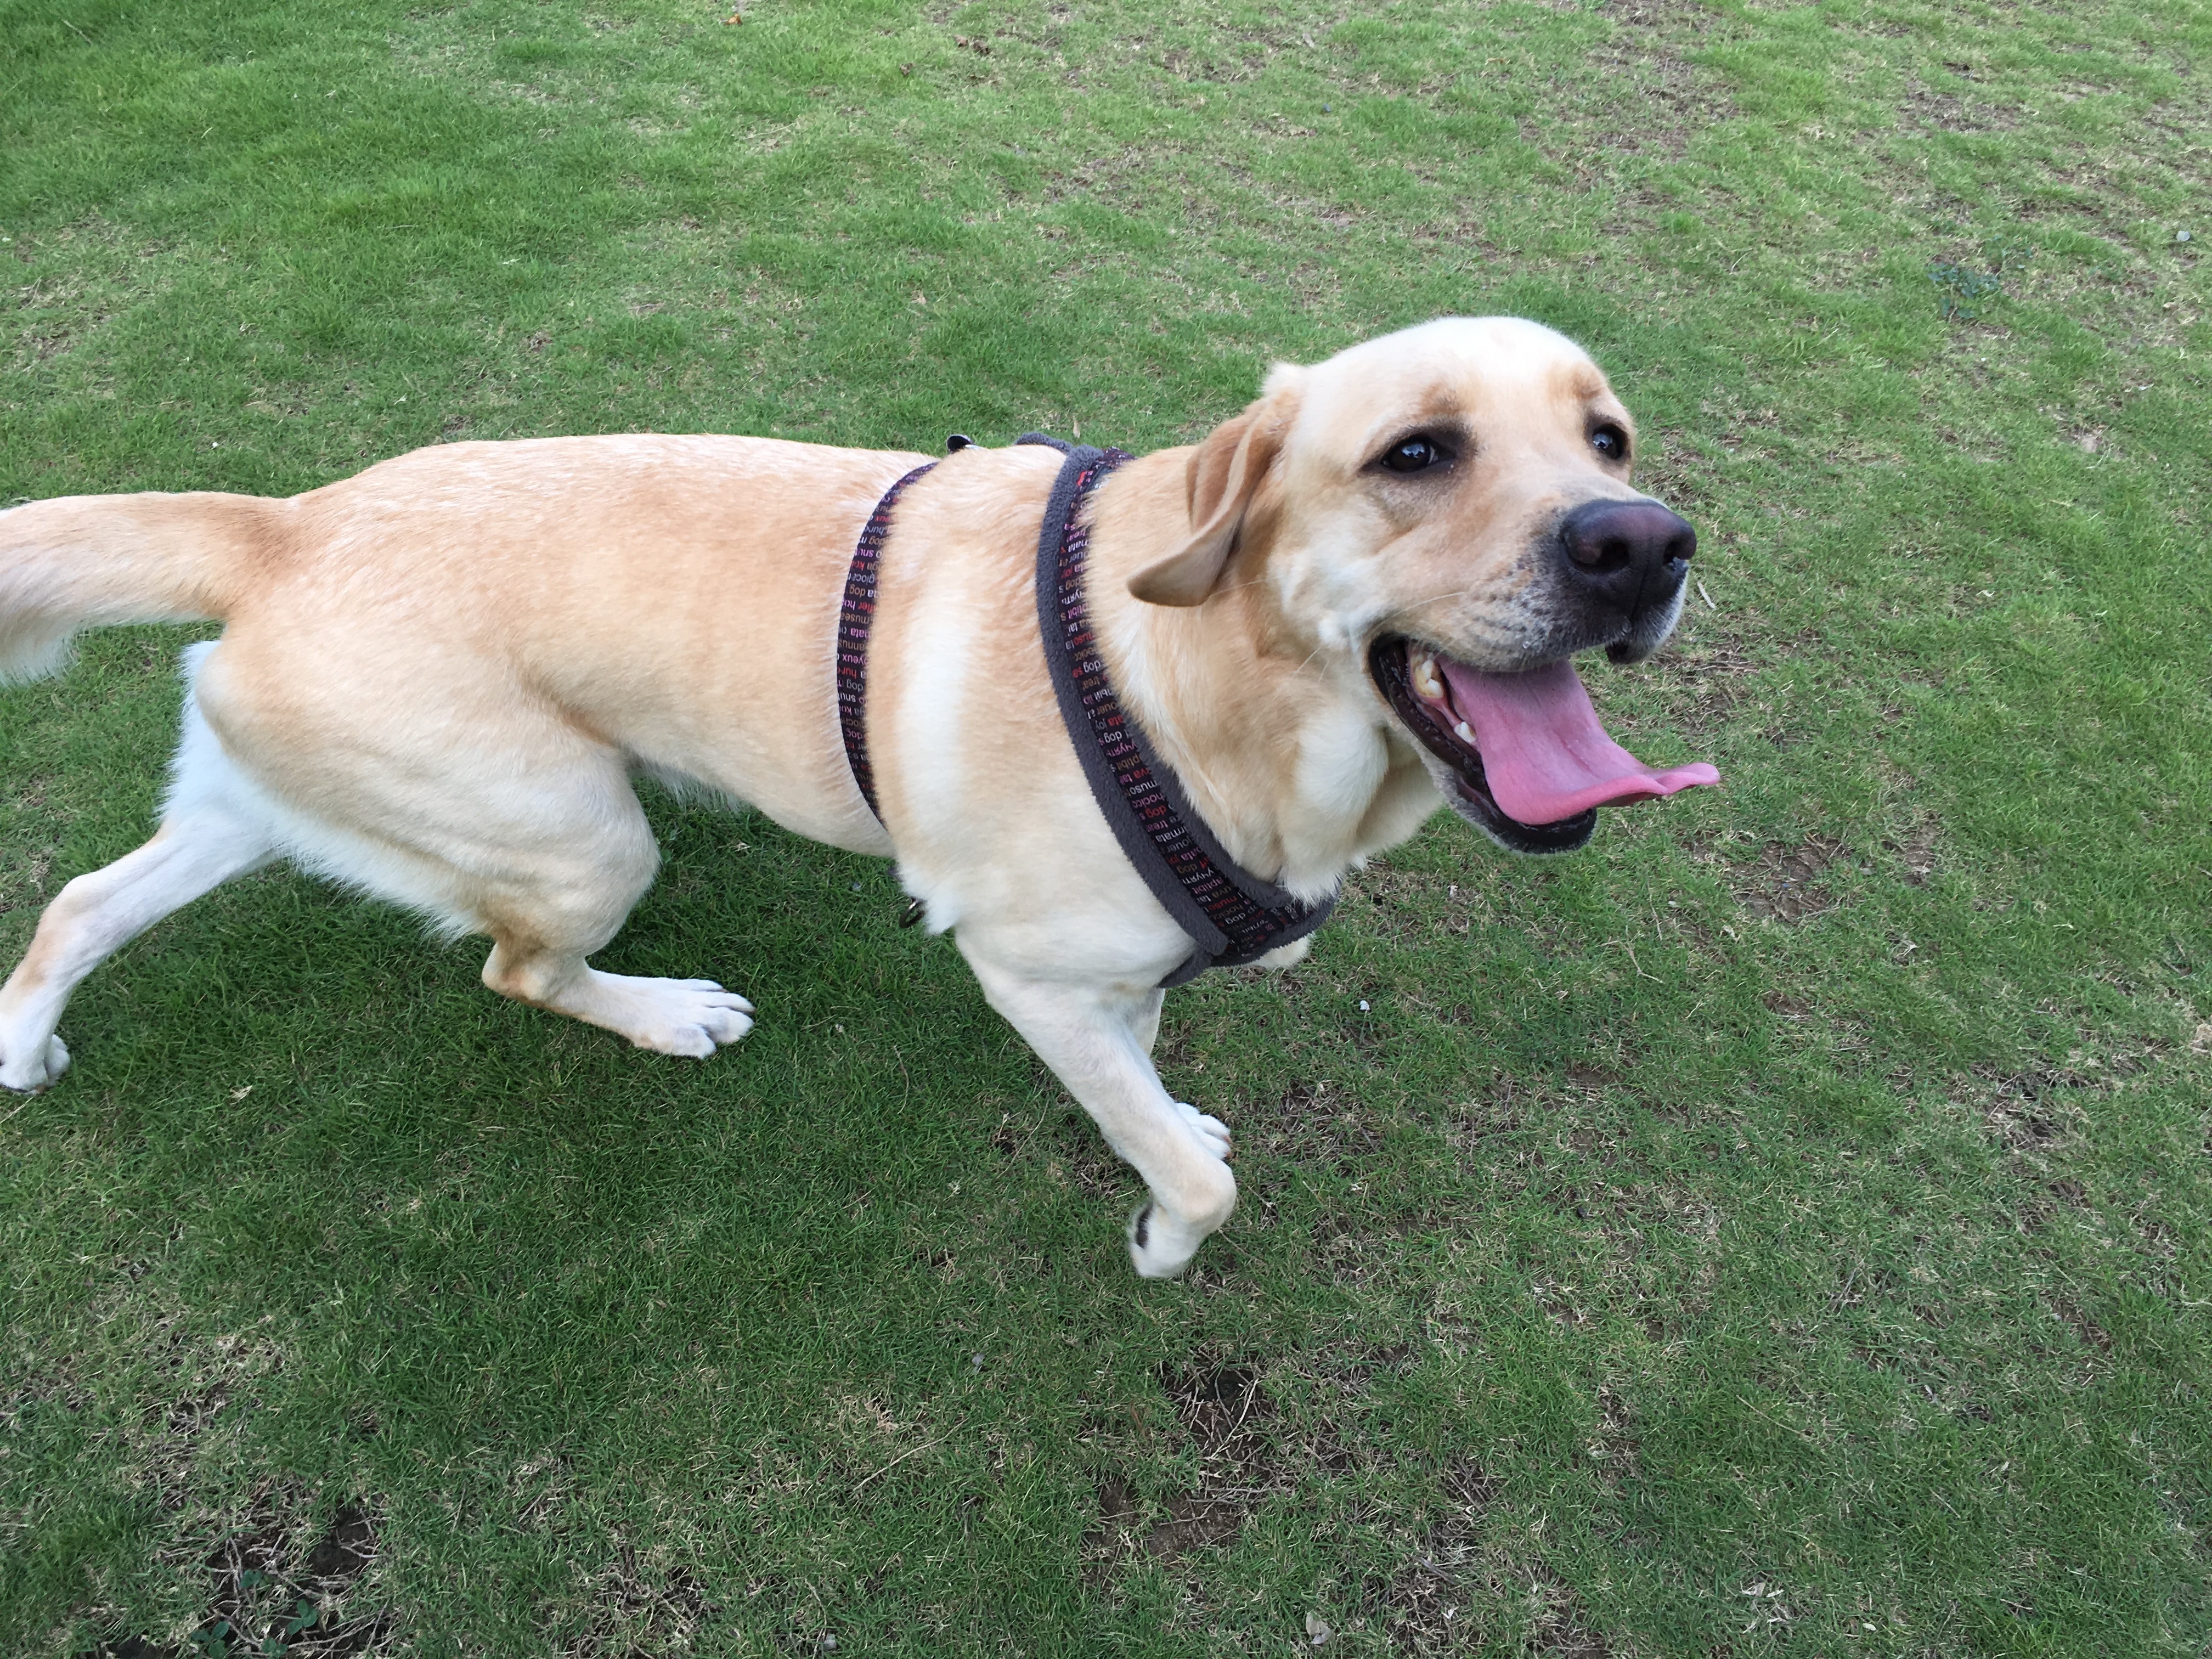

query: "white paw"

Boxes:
[1174, 1100, 1232, 1161]
[1125, 1158, 1236, 1280]
[1128, 1200, 1198, 1279]
[614, 977, 754, 1057]
[0, 1033, 69, 1093]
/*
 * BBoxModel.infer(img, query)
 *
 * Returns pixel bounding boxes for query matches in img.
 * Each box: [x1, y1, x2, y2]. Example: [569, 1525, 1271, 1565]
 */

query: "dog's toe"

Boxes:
[675, 978, 755, 1015]
[590, 973, 757, 1056]
[1174, 1100, 1232, 1161]
[695, 993, 755, 1045]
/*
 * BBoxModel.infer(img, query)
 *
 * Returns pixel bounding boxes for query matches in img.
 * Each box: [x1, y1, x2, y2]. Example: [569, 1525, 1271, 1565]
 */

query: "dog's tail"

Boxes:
[0, 490, 286, 681]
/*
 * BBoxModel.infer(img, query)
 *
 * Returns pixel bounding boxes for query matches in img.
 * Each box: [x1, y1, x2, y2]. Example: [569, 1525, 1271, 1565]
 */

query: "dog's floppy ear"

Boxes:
[1128, 375, 1299, 607]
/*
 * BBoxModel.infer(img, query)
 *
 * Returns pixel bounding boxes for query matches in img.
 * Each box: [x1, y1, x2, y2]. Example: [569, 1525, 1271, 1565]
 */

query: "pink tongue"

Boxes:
[1438, 658, 1719, 826]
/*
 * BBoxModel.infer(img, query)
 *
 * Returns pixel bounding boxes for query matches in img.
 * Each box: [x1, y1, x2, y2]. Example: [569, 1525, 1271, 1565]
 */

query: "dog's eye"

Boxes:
[1590, 424, 1629, 462]
[1379, 434, 1448, 473]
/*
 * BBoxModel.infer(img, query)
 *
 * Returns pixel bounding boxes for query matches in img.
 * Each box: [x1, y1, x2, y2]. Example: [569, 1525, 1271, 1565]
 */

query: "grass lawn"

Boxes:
[3, 0, 2210, 1651]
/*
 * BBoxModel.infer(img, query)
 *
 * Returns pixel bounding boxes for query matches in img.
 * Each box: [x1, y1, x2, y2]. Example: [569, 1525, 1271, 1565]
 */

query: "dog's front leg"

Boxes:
[964, 956, 1232, 1279]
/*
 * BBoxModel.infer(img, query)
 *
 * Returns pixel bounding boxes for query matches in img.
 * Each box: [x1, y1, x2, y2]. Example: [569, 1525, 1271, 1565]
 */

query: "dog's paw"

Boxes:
[595, 974, 755, 1057]
[1174, 1100, 1232, 1161]
[1128, 1200, 1194, 1279]
[1126, 1156, 1236, 1280]
[0, 1033, 69, 1093]
[641, 980, 755, 1057]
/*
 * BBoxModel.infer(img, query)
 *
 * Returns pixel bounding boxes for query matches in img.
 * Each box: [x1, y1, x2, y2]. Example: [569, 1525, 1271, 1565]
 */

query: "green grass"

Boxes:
[3, 0, 2209, 1652]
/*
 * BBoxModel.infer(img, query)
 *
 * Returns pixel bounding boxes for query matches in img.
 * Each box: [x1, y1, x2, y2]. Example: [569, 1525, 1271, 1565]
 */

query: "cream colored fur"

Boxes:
[0, 318, 1671, 1277]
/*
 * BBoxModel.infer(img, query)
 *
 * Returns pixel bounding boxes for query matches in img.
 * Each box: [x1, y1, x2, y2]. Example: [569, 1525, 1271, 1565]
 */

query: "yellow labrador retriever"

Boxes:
[0, 317, 1714, 1276]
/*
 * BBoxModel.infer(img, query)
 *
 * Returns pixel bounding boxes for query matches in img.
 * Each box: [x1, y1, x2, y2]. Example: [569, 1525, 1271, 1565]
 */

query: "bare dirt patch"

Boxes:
[1903, 80, 2021, 135]
[2047, 1294, 2113, 1354]
[1641, 613, 1798, 740]
[1584, 0, 1737, 160]
[1375, 1459, 1615, 1655]
[1145, 1359, 1275, 1555]
[1084, 1357, 1284, 1576]
[1378, 1459, 1495, 1651]
[1250, 1077, 1385, 1172]
[91, 1486, 394, 1658]
[1736, 833, 1849, 921]
[1883, 815, 1940, 886]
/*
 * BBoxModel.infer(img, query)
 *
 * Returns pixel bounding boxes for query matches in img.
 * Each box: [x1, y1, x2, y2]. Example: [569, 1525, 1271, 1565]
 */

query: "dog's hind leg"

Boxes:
[0, 807, 272, 1092]
[391, 754, 753, 1056]
[280, 750, 754, 1059]
[348, 771, 757, 1056]
[0, 648, 283, 1090]
[477, 915, 755, 1059]
[172, 625, 758, 1059]
[960, 955, 1233, 1278]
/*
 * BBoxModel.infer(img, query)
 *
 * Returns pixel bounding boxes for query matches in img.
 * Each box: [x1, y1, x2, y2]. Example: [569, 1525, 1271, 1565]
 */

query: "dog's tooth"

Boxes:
[1454, 720, 1476, 745]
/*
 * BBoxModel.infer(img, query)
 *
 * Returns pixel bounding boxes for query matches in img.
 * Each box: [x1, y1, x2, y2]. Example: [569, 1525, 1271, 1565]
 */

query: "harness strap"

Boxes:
[1032, 444, 1336, 988]
[836, 461, 936, 820]
[838, 438, 1060, 821]
[836, 436, 1338, 986]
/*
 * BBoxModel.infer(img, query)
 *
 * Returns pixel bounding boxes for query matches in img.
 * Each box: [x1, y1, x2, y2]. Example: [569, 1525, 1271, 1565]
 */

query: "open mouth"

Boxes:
[1369, 636, 1719, 855]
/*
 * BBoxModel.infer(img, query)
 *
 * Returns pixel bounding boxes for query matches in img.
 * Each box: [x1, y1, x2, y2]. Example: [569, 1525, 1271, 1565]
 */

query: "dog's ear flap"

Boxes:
[1128, 377, 1297, 607]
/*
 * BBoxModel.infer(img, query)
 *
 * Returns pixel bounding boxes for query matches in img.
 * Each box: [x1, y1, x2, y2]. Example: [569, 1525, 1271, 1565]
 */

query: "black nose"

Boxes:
[1556, 498, 1696, 616]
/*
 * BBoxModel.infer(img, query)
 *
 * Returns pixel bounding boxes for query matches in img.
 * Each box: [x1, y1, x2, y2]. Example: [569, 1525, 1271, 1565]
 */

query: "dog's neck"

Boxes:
[1084, 454, 1440, 901]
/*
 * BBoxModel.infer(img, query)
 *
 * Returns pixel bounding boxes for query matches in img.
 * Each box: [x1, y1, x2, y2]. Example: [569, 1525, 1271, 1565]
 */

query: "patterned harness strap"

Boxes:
[1031, 442, 1336, 988]
[834, 436, 1336, 984]
[836, 461, 936, 821]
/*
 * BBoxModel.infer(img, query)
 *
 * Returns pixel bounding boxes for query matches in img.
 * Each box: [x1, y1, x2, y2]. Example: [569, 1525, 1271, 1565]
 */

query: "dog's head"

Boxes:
[1130, 317, 1717, 853]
